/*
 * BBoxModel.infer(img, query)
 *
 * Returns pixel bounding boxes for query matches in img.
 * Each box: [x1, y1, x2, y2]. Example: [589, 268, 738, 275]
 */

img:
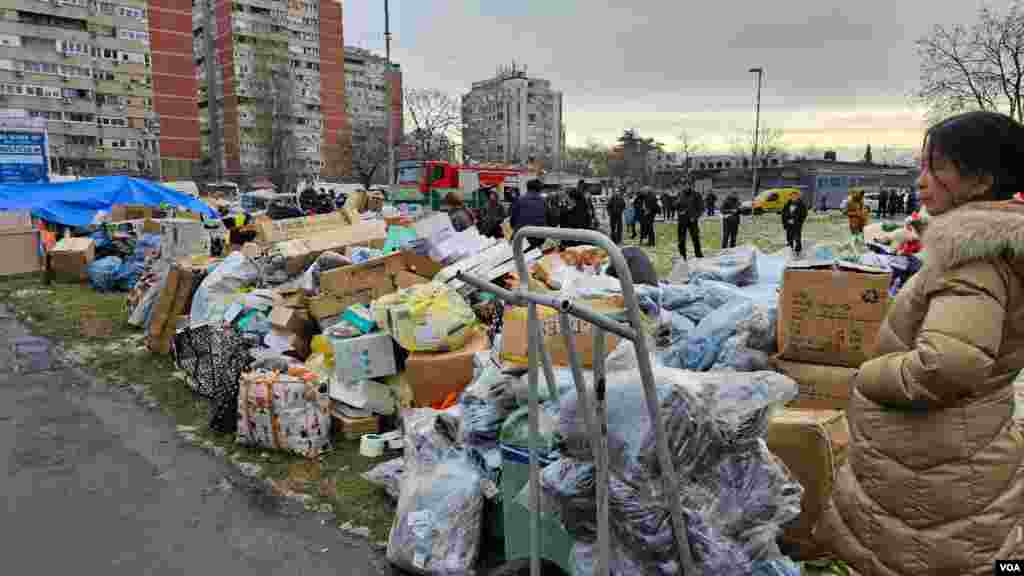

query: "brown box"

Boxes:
[320, 252, 403, 297]
[331, 411, 380, 441]
[274, 288, 307, 309]
[147, 264, 198, 355]
[404, 328, 489, 407]
[777, 263, 891, 368]
[394, 270, 431, 290]
[111, 204, 154, 221]
[254, 212, 350, 244]
[501, 299, 623, 368]
[269, 305, 311, 336]
[771, 355, 858, 410]
[767, 408, 851, 560]
[400, 251, 442, 279]
[49, 237, 95, 283]
[274, 220, 388, 276]
[0, 211, 42, 276]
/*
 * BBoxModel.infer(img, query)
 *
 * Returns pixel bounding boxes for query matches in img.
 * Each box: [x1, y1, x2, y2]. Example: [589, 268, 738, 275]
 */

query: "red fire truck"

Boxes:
[394, 160, 532, 210]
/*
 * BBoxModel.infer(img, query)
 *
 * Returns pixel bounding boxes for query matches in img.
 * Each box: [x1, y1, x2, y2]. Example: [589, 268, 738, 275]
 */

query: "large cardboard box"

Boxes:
[777, 262, 891, 368]
[255, 212, 352, 244]
[320, 252, 404, 297]
[399, 251, 443, 280]
[331, 332, 398, 383]
[404, 328, 489, 407]
[767, 409, 851, 560]
[274, 220, 388, 276]
[500, 299, 623, 368]
[49, 237, 95, 283]
[771, 355, 858, 410]
[0, 211, 42, 276]
[269, 305, 311, 336]
[395, 270, 430, 290]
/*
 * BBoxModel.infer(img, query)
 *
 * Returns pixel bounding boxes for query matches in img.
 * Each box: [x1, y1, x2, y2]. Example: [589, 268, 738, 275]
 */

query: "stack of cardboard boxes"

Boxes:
[767, 261, 892, 559]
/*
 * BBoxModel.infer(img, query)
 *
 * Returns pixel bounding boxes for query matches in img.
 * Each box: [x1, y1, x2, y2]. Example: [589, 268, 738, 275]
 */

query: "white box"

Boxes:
[331, 332, 397, 383]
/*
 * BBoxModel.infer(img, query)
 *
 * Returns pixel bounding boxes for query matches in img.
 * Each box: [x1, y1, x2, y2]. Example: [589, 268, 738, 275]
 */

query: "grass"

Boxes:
[0, 273, 396, 542]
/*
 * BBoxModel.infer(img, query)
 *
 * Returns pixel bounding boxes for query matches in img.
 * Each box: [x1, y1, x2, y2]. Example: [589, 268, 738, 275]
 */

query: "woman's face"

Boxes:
[916, 142, 991, 215]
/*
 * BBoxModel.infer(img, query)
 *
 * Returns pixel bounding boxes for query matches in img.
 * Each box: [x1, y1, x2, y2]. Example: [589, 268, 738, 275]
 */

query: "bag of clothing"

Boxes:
[685, 299, 755, 371]
[87, 256, 123, 292]
[688, 247, 759, 286]
[189, 252, 260, 326]
[363, 457, 405, 501]
[236, 368, 332, 458]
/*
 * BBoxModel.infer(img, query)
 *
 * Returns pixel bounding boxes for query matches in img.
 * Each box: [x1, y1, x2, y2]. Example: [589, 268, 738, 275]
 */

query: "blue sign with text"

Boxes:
[0, 131, 48, 184]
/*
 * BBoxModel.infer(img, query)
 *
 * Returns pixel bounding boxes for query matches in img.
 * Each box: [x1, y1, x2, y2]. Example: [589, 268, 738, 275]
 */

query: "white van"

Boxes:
[163, 180, 201, 198]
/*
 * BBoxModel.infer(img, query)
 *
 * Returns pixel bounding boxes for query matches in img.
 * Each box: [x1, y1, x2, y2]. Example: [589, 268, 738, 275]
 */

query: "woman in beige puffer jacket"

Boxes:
[815, 111, 1024, 576]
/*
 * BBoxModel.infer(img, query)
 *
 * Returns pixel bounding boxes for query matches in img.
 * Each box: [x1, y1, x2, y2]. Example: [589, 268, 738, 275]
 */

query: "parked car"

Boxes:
[751, 187, 804, 214]
[740, 200, 754, 215]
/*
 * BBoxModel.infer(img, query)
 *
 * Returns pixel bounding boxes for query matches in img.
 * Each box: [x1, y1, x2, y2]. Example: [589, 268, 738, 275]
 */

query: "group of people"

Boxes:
[875, 187, 917, 219]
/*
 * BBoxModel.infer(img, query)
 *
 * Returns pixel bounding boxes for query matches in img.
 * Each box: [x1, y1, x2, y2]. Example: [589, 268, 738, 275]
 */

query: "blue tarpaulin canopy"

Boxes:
[0, 176, 217, 227]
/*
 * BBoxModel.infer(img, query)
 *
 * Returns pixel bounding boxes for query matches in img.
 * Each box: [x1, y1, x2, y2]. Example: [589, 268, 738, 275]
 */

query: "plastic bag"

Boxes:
[114, 259, 145, 290]
[363, 457, 404, 501]
[404, 408, 462, 471]
[87, 256, 123, 292]
[685, 299, 755, 371]
[190, 251, 260, 326]
[711, 334, 772, 373]
[236, 369, 332, 458]
[300, 251, 350, 293]
[539, 458, 597, 536]
[498, 404, 562, 455]
[387, 454, 484, 575]
[460, 362, 521, 446]
[571, 540, 646, 576]
[372, 283, 477, 352]
[688, 246, 759, 286]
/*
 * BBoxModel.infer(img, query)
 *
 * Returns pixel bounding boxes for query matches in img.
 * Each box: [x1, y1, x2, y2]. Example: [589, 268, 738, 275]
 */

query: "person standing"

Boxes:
[661, 191, 673, 222]
[510, 179, 548, 250]
[677, 187, 704, 259]
[845, 189, 870, 236]
[606, 188, 626, 244]
[877, 188, 889, 219]
[720, 191, 741, 249]
[705, 190, 717, 216]
[632, 191, 646, 242]
[477, 188, 506, 238]
[816, 110, 1024, 576]
[560, 182, 596, 248]
[781, 193, 808, 256]
[642, 189, 661, 247]
[444, 191, 476, 232]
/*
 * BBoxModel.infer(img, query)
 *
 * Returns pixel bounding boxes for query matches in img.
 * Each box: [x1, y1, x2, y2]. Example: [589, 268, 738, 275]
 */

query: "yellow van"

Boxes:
[752, 187, 803, 213]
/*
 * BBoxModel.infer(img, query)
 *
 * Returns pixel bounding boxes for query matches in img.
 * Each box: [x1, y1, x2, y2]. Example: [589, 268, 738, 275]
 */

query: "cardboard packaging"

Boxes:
[269, 305, 311, 336]
[159, 219, 210, 260]
[766, 408, 851, 560]
[777, 262, 891, 368]
[49, 237, 96, 282]
[500, 300, 623, 368]
[147, 263, 198, 355]
[274, 287, 306, 309]
[399, 251, 443, 279]
[771, 355, 858, 410]
[331, 332, 398, 383]
[0, 211, 43, 276]
[265, 328, 310, 360]
[328, 378, 396, 416]
[274, 220, 388, 276]
[395, 270, 431, 289]
[255, 211, 351, 244]
[110, 204, 155, 221]
[320, 252, 403, 297]
[404, 328, 489, 407]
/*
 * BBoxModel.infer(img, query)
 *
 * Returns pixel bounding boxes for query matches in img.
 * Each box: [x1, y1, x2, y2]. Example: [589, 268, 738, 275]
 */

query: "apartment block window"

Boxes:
[98, 116, 127, 127]
[528, 113, 537, 123]
[28, 110, 62, 121]
[0, 35, 21, 48]
[99, 2, 115, 15]
[117, 6, 146, 19]
[66, 112, 95, 123]
[118, 29, 149, 43]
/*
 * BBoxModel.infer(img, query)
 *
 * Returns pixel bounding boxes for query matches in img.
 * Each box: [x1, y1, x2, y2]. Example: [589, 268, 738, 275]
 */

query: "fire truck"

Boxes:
[394, 160, 532, 211]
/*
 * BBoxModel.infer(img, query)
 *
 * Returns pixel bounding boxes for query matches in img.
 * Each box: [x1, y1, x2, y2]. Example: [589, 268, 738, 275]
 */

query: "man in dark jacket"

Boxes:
[510, 179, 548, 250]
[677, 187, 704, 259]
[720, 192, 741, 249]
[781, 194, 809, 256]
[632, 192, 646, 241]
[877, 188, 889, 219]
[642, 189, 660, 247]
[705, 191, 717, 216]
[560, 182, 596, 248]
[606, 189, 626, 244]
[661, 192, 674, 221]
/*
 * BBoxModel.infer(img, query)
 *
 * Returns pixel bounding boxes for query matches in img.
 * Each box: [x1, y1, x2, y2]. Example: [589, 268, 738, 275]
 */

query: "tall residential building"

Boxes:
[344, 46, 400, 139]
[461, 64, 563, 171]
[193, 0, 347, 182]
[0, 0, 198, 179]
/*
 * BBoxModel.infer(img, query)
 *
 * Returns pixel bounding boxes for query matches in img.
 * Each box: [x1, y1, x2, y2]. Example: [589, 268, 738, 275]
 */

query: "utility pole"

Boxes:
[384, 0, 397, 196]
[204, 0, 223, 182]
[749, 67, 763, 202]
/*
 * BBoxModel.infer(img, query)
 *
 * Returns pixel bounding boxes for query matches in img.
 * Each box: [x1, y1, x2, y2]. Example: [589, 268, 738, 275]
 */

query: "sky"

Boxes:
[343, 0, 1008, 162]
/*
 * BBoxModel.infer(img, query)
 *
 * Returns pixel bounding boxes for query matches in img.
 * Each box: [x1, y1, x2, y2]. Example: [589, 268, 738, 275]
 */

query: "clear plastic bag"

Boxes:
[460, 362, 521, 446]
[87, 256, 122, 292]
[685, 299, 755, 371]
[190, 251, 260, 326]
[363, 457, 404, 501]
[688, 246, 759, 287]
[386, 454, 484, 575]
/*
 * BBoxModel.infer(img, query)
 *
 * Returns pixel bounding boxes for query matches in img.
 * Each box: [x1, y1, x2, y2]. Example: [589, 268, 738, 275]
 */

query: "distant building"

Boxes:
[344, 47, 401, 141]
[462, 64, 563, 171]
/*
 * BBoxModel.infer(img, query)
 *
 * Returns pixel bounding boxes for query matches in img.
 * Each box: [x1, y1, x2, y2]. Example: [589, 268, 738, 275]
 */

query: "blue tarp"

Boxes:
[0, 176, 217, 227]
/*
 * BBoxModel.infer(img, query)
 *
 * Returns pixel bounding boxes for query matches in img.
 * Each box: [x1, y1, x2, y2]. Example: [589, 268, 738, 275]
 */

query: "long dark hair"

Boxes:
[923, 111, 1024, 202]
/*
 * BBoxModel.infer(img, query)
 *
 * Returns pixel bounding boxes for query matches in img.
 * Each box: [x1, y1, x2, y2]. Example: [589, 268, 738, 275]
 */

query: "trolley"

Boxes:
[457, 227, 698, 576]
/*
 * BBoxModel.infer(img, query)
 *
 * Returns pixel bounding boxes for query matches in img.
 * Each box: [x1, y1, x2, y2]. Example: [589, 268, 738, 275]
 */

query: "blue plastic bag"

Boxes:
[87, 256, 123, 292]
[113, 259, 145, 290]
[685, 299, 755, 371]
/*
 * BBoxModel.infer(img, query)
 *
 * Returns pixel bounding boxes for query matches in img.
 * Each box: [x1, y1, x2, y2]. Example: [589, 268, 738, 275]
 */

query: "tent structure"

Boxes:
[0, 176, 217, 227]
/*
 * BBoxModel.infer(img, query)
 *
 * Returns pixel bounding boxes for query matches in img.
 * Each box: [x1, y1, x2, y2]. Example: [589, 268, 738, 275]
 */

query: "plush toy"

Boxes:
[897, 210, 928, 256]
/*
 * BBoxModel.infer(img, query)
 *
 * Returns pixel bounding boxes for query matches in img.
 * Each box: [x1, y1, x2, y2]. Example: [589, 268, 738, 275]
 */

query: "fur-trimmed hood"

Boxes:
[922, 196, 1024, 271]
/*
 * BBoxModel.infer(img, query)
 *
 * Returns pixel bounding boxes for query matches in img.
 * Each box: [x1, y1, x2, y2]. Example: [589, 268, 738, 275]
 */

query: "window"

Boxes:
[98, 116, 127, 127]
[66, 112, 95, 123]
[118, 29, 149, 43]
[818, 177, 828, 187]
[0, 34, 21, 48]
[830, 177, 841, 186]
[58, 40, 89, 54]
[528, 113, 537, 123]
[118, 6, 146, 19]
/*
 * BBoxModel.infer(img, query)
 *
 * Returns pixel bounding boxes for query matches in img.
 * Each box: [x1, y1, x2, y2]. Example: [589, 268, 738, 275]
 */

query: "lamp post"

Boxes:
[749, 67, 764, 202]
[384, 0, 397, 196]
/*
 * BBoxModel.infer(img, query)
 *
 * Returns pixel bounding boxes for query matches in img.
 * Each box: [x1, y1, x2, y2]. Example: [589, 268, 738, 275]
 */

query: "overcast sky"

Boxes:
[344, 0, 1006, 161]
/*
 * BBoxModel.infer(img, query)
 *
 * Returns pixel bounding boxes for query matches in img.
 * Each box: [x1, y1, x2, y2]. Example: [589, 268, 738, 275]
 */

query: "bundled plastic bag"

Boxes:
[539, 458, 596, 536]
[404, 407, 462, 471]
[236, 368, 332, 458]
[363, 457, 404, 501]
[373, 283, 477, 352]
[190, 251, 260, 326]
[87, 256, 123, 292]
[300, 251, 350, 293]
[688, 246, 759, 286]
[460, 361, 521, 446]
[685, 299, 755, 371]
[387, 454, 484, 575]
[711, 334, 772, 373]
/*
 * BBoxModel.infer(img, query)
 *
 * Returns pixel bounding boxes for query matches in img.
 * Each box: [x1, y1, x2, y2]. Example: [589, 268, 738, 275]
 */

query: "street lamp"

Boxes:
[749, 67, 764, 202]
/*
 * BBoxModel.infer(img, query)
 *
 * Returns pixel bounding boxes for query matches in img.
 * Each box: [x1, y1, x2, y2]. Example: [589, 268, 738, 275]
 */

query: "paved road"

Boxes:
[0, 306, 389, 576]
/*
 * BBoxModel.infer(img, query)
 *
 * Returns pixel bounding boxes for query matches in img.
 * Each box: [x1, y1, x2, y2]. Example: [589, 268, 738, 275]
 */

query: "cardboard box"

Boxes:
[767, 409, 851, 560]
[777, 263, 892, 368]
[111, 204, 155, 221]
[329, 378, 396, 415]
[308, 294, 351, 321]
[274, 287, 306, 309]
[269, 305, 311, 336]
[255, 211, 351, 244]
[0, 211, 42, 276]
[404, 328, 489, 407]
[331, 412, 380, 441]
[159, 218, 210, 260]
[49, 237, 95, 282]
[400, 251, 443, 279]
[501, 300, 623, 368]
[771, 355, 858, 410]
[265, 328, 310, 359]
[331, 332, 398, 383]
[395, 270, 431, 289]
[320, 252, 403, 297]
[273, 220, 388, 276]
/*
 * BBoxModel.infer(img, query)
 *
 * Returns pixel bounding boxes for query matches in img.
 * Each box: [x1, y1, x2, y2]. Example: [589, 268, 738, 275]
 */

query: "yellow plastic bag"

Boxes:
[372, 282, 477, 352]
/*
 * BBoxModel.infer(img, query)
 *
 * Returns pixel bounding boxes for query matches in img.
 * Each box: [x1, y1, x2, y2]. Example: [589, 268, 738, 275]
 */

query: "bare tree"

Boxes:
[676, 129, 704, 172]
[252, 38, 299, 194]
[915, 2, 1024, 123]
[405, 88, 461, 161]
[563, 139, 612, 177]
[345, 125, 390, 190]
[729, 126, 787, 163]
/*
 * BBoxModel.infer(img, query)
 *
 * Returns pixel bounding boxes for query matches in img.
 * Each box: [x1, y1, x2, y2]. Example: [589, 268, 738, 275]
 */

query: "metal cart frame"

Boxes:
[457, 227, 698, 576]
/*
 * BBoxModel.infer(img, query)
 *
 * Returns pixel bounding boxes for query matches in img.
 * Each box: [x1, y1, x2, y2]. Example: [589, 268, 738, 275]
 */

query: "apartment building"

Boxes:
[344, 46, 400, 138]
[193, 0, 347, 181]
[461, 64, 563, 171]
[0, 0, 199, 179]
